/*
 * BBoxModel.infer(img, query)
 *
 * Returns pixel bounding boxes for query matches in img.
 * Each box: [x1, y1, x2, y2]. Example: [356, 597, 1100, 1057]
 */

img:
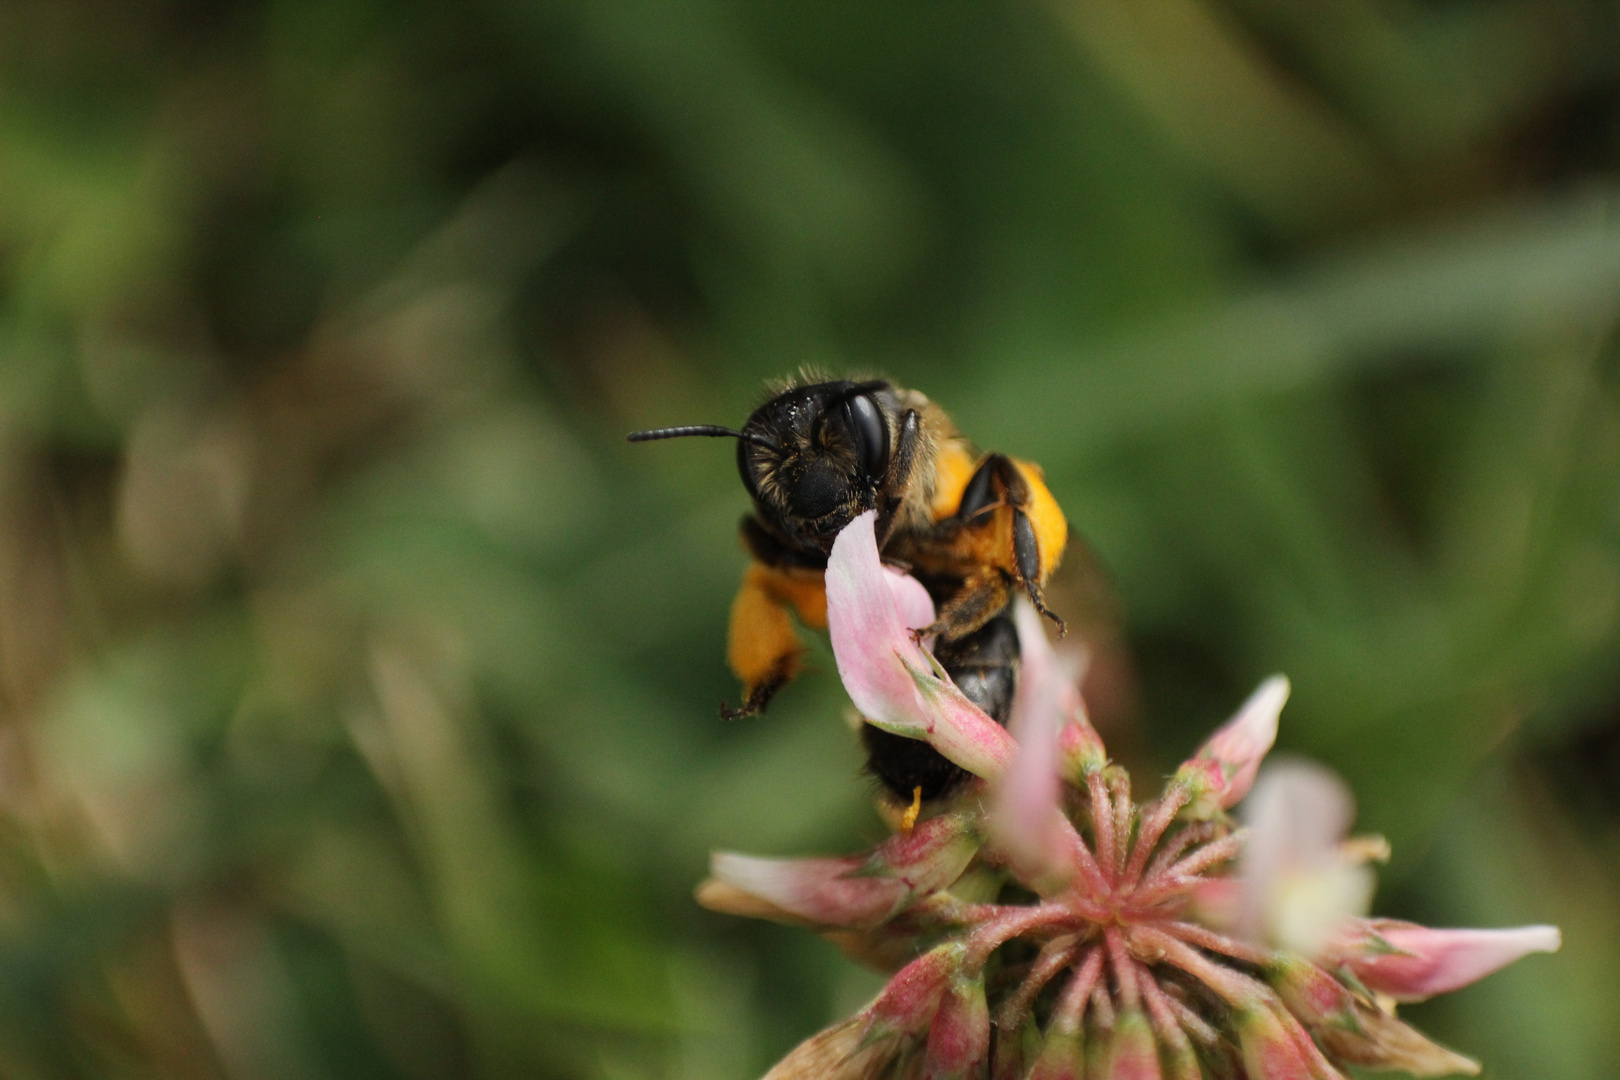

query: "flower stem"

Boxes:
[1123, 786, 1190, 887]
[994, 934, 1078, 1032]
[1087, 772, 1117, 885]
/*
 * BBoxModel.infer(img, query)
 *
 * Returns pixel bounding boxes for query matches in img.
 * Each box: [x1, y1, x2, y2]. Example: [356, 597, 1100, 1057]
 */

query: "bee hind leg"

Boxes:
[721, 659, 793, 720]
[724, 561, 819, 719]
[1014, 508, 1066, 636]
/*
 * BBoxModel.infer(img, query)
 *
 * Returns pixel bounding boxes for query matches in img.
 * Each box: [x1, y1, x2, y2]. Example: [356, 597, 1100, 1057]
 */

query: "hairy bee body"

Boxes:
[630, 377, 1068, 806]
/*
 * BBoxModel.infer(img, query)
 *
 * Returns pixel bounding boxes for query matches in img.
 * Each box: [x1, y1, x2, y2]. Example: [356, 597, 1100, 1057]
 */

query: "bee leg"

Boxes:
[966, 455, 1067, 637]
[955, 453, 1003, 521]
[721, 662, 793, 720]
[725, 561, 823, 718]
[924, 569, 1013, 643]
[1014, 508, 1066, 636]
[876, 409, 921, 547]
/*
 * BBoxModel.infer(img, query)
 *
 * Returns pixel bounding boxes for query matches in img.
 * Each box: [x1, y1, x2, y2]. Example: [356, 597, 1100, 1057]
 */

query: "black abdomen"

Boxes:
[862, 604, 1020, 802]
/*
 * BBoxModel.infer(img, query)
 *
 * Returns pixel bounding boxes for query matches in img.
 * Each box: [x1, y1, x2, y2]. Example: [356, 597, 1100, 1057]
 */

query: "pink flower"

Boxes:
[1322, 920, 1561, 1004]
[701, 516, 1561, 1079]
[697, 811, 981, 930]
[1234, 759, 1380, 956]
[1233, 760, 1559, 1010]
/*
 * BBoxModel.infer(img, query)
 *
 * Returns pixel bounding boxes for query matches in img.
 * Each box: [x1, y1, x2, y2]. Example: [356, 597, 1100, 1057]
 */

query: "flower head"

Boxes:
[701, 512, 1559, 1079]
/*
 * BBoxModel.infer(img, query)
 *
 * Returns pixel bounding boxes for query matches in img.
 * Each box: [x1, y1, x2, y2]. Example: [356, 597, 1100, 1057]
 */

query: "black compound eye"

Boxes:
[735, 437, 762, 500]
[845, 393, 889, 485]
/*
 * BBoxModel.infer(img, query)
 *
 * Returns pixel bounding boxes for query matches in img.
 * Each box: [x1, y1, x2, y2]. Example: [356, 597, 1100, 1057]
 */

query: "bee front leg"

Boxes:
[921, 568, 1013, 644]
[876, 409, 921, 547]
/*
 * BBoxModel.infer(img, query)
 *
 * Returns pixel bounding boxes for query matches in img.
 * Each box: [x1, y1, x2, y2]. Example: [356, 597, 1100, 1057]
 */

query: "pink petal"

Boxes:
[1243, 760, 1356, 874]
[886, 558, 937, 635]
[988, 601, 1081, 891]
[1179, 676, 1288, 811]
[903, 659, 1019, 779]
[707, 812, 981, 931]
[828, 512, 1016, 779]
[826, 512, 936, 731]
[708, 852, 898, 929]
[1330, 919, 1561, 1003]
[1238, 759, 1369, 949]
[1011, 598, 1085, 734]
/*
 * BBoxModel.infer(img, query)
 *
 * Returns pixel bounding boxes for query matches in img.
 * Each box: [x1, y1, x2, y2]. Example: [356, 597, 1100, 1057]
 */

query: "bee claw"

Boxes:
[909, 623, 943, 648]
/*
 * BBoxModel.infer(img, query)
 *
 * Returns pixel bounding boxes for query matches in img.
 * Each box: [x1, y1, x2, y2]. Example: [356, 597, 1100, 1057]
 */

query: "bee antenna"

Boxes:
[627, 425, 776, 450]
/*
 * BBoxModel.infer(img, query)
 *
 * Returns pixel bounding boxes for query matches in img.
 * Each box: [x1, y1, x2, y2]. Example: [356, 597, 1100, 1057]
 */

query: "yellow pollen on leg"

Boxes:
[901, 786, 923, 832]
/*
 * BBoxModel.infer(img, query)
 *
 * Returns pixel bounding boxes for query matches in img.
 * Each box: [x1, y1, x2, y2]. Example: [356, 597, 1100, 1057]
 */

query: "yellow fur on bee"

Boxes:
[929, 439, 980, 522]
[1012, 458, 1066, 582]
[726, 562, 828, 687]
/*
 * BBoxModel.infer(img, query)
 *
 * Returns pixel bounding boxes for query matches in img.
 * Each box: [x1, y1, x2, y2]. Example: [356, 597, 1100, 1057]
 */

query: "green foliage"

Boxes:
[0, 0, 1614, 1076]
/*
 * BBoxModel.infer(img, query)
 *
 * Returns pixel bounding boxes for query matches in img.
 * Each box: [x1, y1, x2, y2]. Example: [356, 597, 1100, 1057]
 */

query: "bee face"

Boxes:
[737, 380, 893, 551]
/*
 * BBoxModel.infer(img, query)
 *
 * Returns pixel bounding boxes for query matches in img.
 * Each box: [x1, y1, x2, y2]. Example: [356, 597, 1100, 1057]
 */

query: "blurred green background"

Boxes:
[0, 0, 1615, 1076]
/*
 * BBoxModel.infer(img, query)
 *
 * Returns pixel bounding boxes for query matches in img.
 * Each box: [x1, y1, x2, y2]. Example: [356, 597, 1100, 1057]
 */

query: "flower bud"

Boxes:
[860, 811, 983, 897]
[761, 1015, 892, 1080]
[1315, 1004, 1479, 1077]
[1057, 719, 1107, 782]
[701, 812, 981, 932]
[1266, 953, 1359, 1032]
[701, 852, 896, 929]
[1176, 676, 1288, 817]
[1103, 1007, 1162, 1080]
[863, 942, 966, 1042]
[1024, 1026, 1082, 1080]
[991, 1017, 1040, 1080]
[923, 970, 990, 1079]
[1234, 1003, 1336, 1080]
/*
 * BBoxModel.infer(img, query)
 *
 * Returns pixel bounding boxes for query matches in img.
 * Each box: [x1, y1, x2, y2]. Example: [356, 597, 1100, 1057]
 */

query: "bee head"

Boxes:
[628, 379, 896, 554]
[731, 380, 893, 551]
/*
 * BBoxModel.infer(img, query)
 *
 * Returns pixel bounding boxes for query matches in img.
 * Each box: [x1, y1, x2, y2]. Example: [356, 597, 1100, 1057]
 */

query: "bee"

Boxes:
[629, 377, 1067, 813]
